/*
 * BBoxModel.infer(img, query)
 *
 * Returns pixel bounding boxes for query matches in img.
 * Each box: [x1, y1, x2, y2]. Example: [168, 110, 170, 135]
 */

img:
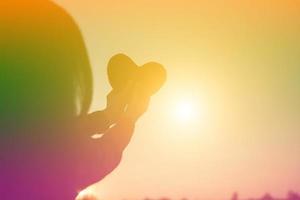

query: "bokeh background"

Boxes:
[54, 0, 300, 199]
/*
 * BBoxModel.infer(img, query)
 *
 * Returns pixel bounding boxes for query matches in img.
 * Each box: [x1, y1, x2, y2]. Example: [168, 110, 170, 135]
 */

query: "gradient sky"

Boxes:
[54, 0, 300, 199]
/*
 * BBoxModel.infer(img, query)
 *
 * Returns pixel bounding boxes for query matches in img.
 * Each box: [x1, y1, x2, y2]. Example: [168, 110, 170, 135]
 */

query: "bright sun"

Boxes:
[174, 100, 197, 123]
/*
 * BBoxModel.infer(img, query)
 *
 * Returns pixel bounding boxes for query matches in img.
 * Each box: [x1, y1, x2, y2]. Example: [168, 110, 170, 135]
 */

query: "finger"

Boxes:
[126, 91, 151, 122]
[118, 80, 135, 97]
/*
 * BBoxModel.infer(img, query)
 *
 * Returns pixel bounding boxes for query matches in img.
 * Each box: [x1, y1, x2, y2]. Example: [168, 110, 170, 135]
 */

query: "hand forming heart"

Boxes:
[107, 53, 167, 96]
[106, 53, 167, 122]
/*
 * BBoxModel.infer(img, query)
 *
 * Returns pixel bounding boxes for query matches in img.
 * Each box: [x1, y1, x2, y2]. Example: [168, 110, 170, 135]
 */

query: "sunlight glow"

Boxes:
[76, 188, 97, 200]
[174, 100, 197, 123]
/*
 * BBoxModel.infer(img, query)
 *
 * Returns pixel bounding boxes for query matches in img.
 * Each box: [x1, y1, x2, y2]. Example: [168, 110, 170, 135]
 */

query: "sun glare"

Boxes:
[174, 100, 197, 123]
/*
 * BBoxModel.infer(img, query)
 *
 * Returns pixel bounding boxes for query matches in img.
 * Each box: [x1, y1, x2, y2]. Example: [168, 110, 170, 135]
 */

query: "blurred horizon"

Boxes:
[77, 190, 300, 200]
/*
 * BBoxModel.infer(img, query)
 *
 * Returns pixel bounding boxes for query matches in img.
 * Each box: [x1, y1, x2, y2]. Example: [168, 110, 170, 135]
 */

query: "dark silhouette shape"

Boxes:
[231, 192, 239, 200]
[261, 193, 274, 200]
[287, 191, 300, 200]
[108, 53, 167, 96]
[229, 191, 300, 200]
[0, 1, 165, 199]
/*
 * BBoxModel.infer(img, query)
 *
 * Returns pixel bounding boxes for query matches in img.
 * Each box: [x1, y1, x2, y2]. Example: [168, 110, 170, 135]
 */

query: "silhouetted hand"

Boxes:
[124, 84, 151, 122]
[105, 82, 133, 124]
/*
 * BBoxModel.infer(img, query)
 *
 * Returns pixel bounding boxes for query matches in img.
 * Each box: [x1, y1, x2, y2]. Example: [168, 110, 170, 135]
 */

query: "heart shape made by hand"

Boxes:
[107, 54, 167, 96]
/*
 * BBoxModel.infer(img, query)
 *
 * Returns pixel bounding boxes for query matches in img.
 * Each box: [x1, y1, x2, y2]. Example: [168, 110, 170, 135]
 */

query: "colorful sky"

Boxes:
[55, 0, 300, 199]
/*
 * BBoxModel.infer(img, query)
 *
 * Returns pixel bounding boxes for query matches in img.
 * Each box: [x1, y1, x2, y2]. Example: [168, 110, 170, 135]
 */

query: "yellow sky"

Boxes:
[55, 0, 300, 199]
